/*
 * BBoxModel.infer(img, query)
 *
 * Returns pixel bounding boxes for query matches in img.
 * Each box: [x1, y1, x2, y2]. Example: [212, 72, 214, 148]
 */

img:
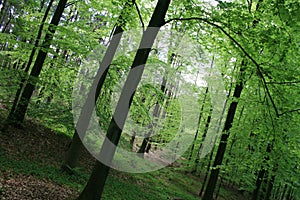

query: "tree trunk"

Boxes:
[0, 0, 7, 24]
[130, 130, 136, 149]
[188, 87, 208, 161]
[280, 184, 288, 200]
[6, 0, 67, 126]
[192, 107, 212, 174]
[286, 186, 293, 200]
[252, 143, 272, 200]
[137, 98, 161, 156]
[264, 174, 275, 200]
[63, 0, 135, 169]
[252, 167, 266, 200]
[215, 175, 223, 200]
[77, 1, 170, 199]
[6, 0, 54, 125]
[1, 4, 11, 33]
[202, 64, 245, 200]
[199, 142, 215, 197]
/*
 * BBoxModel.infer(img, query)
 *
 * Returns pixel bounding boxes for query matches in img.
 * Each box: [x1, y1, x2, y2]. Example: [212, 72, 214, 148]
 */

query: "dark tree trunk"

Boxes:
[252, 143, 272, 200]
[77, 1, 170, 199]
[1, 5, 11, 33]
[202, 65, 245, 200]
[0, 0, 7, 24]
[199, 142, 215, 197]
[252, 167, 266, 200]
[130, 131, 136, 149]
[220, 105, 244, 188]
[63, 0, 135, 169]
[39, 0, 46, 12]
[286, 186, 293, 200]
[264, 174, 275, 200]
[192, 107, 212, 174]
[215, 175, 223, 200]
[280, 184, 288, 200]
[137, 59, 174, 156]
[137, 99, 161, 156]
[6, 0, 55, 124]
[137, 136, 149, 157]
[188, 87, 208, 161]
[6, 0, 67, 126]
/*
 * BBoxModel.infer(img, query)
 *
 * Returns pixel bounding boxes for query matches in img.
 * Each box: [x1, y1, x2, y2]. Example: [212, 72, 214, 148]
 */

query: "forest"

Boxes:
[0, 0, 299, 199]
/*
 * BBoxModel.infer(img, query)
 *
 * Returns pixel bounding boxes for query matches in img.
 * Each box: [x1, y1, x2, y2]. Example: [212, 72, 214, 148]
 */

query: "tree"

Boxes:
[6, 0, 55, 126]
[202, 63, 245, 200]
[6, 0, 68, 126]
[77, 0, 171, 199]
[63, 0, 136, 170]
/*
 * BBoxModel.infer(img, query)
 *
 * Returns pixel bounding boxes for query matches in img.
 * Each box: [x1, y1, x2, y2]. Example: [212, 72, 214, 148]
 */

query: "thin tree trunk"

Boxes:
[252, 167, 266, 200]
[6, 0, 67, 126]
[188, 87, 208, 161]
[77, 1, 170, 199]
[0, 0, 7, 23]
[6, 0, 54, 124]
[219, 105, 244, 188]
[264, 174, 275, 200]
[215, 175, 223, 200]
[202, 64, 245, 200]
[252, 143, 272, 200]
[199, 141, 215, 197]
[193, 107, 212, 174]
[1, 6, 11, 33]
[137, 77, 166, 156]
[281, 184, 288, 200]
[39, 0, 46, 12]
[130, 130, 136, 149]
[63, 0, 135, 169]
[137, 101, 161, 156]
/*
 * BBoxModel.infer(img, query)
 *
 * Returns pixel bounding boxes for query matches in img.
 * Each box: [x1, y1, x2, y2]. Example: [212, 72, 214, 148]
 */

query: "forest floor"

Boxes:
[0, 107, 247, 200]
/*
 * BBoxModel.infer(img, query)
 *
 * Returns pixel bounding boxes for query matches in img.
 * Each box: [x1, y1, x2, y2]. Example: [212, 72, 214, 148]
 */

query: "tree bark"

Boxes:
[193, 107, 212, 174]
[188, 87, 208, 161]
[252, 143, 272, 200]
[63, 0, 135, 169]
[77, 1, 171, 199]
[202, 64, 245, 200]
[137, 93, 162, 156]
[264, 174, 275, 200]
[199, 141, 214, 197]
[252, 167, 266, 200]
[6, 0, 68, 126]
[6, 0, 54, 125]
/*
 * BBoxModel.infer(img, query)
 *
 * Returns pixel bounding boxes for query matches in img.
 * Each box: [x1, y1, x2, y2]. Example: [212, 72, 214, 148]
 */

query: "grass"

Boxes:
[0, 154, 88, 191]
[0, 104, 246, 200]
[0, 150, 201, 199]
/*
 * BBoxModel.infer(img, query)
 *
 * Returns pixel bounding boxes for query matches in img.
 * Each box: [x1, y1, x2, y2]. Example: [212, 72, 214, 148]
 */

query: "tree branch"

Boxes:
[279, 108, 300, 117]
[134, 2, 145, 31]
[164, 17, 280, 117]
[65, 0, 80, 8]
[266, 81, 300, 85]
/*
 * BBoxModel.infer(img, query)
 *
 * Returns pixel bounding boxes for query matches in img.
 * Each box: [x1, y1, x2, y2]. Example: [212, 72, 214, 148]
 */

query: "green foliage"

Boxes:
[1, 0, 300, 199]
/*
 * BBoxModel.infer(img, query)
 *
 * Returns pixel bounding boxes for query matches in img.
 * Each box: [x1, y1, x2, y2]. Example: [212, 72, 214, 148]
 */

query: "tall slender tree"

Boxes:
[77, 0, 171, 199]
[63, 0, 136, 170]
[6, 0, 55, 125]
[202, 62, 245, 200]
[6, 0, 68, 126]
